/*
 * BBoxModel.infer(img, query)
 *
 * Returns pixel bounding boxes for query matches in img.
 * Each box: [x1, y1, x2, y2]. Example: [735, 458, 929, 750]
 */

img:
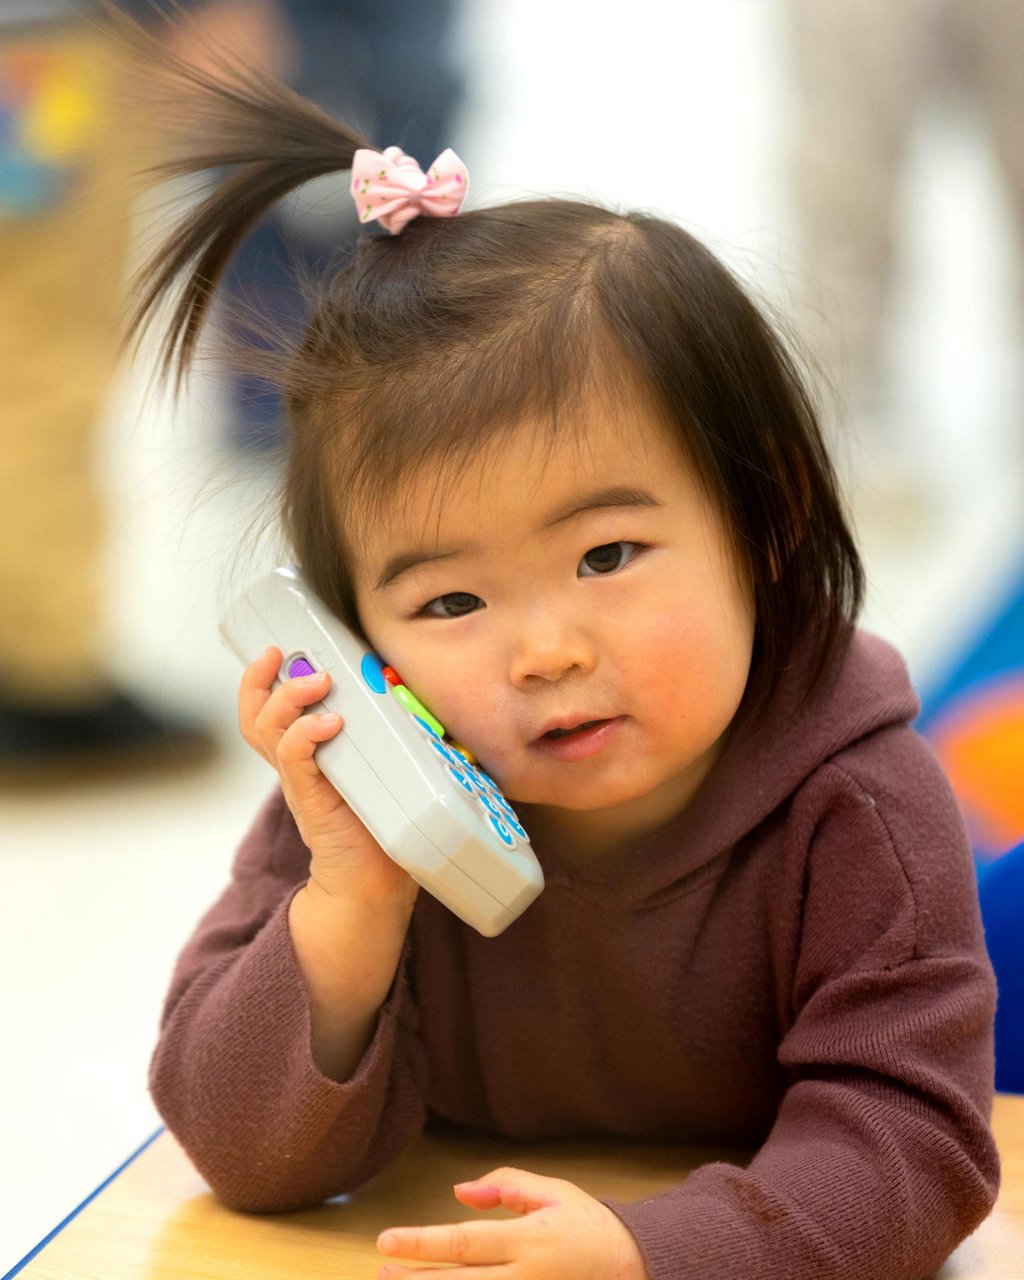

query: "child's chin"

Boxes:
[513, 778, 660, 813]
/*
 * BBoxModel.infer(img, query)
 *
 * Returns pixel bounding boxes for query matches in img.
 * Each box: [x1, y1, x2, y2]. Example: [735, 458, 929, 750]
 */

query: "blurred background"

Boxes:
[2, 0, 1022, 1269]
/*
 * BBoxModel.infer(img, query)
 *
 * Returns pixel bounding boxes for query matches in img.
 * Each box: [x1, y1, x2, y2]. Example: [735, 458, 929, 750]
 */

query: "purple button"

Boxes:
[287, 656, 316, 679]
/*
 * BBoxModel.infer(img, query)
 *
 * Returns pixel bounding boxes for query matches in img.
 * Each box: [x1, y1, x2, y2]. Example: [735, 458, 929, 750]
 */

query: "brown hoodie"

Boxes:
[150, 628, 999, 1279]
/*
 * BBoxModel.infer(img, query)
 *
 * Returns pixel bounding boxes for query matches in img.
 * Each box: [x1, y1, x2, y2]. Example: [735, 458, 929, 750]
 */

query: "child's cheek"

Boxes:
[632, 609, 723, 727]
[404, 656, 496, 749]
[450, 692, 518, 761]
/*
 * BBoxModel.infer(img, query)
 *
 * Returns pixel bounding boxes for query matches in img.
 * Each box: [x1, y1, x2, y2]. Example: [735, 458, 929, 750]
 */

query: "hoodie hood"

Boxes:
[528, 628, 921, 904]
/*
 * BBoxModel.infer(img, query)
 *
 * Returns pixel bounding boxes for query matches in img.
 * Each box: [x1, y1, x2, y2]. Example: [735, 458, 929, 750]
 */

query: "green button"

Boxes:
[391, 684, 445, 738]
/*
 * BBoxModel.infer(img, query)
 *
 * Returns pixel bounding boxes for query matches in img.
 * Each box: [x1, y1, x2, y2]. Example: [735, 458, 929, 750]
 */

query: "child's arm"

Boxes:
[286, 878, 412, 1083]
[366, 753, 1000, 1280]
[151, 651, 428, 1211]
[238, 644, 421, 1079]
[598, 757, 1001, 1279]
[150, 786, 427, 1212]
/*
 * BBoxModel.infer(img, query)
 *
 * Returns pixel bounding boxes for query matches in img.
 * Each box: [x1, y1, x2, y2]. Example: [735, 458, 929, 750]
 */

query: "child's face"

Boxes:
[351, 392, 756, 842]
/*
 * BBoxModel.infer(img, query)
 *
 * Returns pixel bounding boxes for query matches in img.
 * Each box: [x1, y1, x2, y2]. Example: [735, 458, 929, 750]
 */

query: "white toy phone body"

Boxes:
[219, 566, 543, 936]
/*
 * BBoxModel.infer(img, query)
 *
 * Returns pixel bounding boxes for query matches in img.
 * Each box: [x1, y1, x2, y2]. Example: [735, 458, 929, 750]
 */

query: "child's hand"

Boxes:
[376, 1166, 650, 1279]
[239, 646, 417, 909]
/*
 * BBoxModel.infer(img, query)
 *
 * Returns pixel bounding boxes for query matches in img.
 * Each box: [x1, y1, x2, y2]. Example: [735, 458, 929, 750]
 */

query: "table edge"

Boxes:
[1, 1128, 165, 1280]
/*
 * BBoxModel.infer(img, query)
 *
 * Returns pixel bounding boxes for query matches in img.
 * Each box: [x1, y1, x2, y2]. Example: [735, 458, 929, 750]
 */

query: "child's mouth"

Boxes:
[532, 717, 625, 762]
[543, 720, 603, 739]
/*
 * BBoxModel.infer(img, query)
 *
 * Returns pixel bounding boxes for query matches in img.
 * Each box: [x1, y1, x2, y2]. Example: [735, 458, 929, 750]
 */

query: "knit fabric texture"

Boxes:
[150, 628, 1000, 1279]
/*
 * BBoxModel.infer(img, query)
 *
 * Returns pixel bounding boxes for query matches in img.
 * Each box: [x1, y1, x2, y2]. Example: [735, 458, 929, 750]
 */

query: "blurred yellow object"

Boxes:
[23, 55, 101, 161]
[0, 20, 139, 696]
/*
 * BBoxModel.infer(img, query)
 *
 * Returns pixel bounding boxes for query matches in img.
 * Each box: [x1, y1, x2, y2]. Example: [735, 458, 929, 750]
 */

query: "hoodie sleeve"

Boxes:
[148, 788, 427, 1212]
[606, 746, 1000, 1280]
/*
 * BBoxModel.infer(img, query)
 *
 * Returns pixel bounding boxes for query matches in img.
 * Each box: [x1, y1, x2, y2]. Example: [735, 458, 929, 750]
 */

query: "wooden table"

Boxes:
[17, 1094, 1024, 1278]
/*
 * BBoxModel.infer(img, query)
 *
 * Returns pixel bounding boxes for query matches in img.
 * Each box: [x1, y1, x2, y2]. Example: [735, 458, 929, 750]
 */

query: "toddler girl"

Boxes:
[131, 17, 999, 1280]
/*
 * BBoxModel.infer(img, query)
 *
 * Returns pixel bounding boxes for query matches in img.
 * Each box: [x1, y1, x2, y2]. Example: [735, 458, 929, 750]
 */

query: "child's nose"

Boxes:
[507, 612, 598, 685]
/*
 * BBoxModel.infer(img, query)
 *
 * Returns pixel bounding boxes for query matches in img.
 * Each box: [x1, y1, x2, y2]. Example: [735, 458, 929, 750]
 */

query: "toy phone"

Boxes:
[219, 566, 544, 936]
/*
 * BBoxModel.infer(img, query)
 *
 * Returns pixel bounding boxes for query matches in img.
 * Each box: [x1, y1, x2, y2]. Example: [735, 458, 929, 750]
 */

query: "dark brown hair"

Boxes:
[119, 4, 864, 731]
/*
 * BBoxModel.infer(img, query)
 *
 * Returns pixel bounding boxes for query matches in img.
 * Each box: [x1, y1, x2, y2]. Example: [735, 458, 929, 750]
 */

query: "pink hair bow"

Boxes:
[351, 146, 469, 234]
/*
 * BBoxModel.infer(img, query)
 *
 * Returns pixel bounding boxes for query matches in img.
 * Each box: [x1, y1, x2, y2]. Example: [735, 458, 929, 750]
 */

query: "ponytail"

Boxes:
[108, 4, 863, 730]
[108, 1, 372, 386]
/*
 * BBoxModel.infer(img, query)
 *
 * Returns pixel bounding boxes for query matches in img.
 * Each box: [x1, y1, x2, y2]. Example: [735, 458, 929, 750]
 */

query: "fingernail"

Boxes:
[303, 671, 328, 684]
[318, 712, 340, 724]
[378, 1231, 397, 1252]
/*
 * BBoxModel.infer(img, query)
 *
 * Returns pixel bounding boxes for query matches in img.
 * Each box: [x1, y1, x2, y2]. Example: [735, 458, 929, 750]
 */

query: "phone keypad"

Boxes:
[362, 651, 528, 846]
[446, 763, 528, 843]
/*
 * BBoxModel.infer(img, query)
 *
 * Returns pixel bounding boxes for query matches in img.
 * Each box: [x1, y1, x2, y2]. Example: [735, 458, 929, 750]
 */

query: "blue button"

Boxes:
[428, 737, 463, 768]
[458, 768, 486, 796]
[413, 715, 443, 740]
[360, 653, 388, 694]
[489, 815, 515, 847]
[468, 768, 492, 794]
[488, 787, 516, 816]
[505, 811, 528, 839]
[449, 766, 476, 796]
[477, 790, 504, 819]
[479, 793, 525, 838]
[468, 769, 513, 811]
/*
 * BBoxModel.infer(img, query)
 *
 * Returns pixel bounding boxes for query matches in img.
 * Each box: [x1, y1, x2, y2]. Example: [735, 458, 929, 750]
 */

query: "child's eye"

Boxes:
[419, 591, 483, 620]
[578, 541, 642, 576]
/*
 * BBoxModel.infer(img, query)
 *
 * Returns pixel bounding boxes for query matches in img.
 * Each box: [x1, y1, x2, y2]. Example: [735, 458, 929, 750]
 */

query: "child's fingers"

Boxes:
[453, 1168, 563, 1215]
[253, 674, 333, 762]
[277, 709, 342, 775]
[451, 1182, 504, 1209]
[274, 710, 346, 820]
[377, 1219, 519, 1266]
[237, 645, 283, 748]
[240, 652, 334, 763]
[377, 1268, 507, 1280]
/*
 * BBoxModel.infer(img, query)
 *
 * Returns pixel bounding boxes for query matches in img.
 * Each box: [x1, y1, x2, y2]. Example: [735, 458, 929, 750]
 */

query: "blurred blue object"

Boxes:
[975, 843, 1024, 1094]
[0, 143, 63, 214]
[0, 45, 86, 216]
[917, 566, 1024, 1091]
[918, 567, 1024, 738]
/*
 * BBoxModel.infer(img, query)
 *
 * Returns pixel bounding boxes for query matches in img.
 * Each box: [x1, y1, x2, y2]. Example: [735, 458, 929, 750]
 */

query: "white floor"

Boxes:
[3, 3, 1023, 1271]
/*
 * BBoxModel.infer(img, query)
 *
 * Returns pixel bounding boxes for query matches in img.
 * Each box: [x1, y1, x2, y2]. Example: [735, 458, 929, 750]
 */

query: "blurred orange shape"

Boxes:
[929, 674, 1024, 854]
